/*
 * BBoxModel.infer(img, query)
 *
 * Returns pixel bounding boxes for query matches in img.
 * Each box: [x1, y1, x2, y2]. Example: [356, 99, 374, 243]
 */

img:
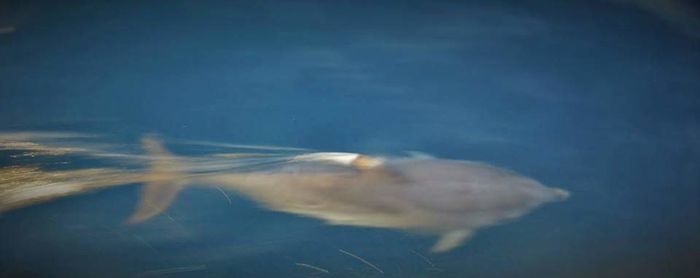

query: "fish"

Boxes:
[0, 134, 570, 252]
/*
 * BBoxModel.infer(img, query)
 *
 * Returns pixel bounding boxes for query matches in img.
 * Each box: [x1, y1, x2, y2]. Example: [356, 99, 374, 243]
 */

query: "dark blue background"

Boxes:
[1, 0, 699, 277]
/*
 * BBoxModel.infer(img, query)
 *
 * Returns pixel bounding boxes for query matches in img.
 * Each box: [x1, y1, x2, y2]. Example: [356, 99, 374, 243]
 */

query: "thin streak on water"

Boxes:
[215, 186, 233, 205]
[171, 139, 312, 152]
[410, 249, 436, 268]
[135, 265, 208, 277]
[295, 263, 330, 274]
[339, 248, 384, 274]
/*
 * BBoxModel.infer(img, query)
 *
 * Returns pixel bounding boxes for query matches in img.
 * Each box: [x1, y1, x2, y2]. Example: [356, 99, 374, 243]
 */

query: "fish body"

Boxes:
[130, 138, 568, 252]
[1, 135, 570, 252]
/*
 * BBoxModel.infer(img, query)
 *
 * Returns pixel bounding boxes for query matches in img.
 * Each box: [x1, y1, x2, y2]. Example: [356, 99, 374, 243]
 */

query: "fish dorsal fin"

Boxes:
[351, 155, 384, 170]
[431, 230, 473, 253]
[405, 151, 434, 159]
[126, 137, 187, 224]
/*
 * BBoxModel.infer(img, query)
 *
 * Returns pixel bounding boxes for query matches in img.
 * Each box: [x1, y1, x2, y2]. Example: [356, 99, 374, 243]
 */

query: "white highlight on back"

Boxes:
[292, 152, 360, 165]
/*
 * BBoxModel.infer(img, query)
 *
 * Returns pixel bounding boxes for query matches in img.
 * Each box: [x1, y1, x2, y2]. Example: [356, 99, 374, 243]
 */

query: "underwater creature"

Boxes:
[0, 133, 569, 252]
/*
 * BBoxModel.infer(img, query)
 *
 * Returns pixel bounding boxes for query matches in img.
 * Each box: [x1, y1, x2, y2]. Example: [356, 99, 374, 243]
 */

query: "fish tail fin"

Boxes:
[126, 136, 188, 224]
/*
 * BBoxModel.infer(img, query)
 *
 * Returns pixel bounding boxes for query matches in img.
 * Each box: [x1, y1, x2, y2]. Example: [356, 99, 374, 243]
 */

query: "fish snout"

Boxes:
[551, 188, 570, 201]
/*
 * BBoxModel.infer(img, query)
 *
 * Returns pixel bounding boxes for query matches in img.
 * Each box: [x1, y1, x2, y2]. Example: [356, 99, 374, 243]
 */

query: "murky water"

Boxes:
[1, 1, 699, 277]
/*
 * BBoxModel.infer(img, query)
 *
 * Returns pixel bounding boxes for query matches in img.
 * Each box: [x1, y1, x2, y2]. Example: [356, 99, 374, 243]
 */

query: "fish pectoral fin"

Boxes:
[126, 136, 188, 224]
[431, 230, 473, 253]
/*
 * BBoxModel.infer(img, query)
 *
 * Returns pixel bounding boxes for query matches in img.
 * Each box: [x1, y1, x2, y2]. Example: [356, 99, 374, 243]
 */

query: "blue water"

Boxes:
[1, 0, 699, 277]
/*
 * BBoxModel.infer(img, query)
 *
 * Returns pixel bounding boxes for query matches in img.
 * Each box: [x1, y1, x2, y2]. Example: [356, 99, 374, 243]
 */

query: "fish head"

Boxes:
[382, 158, 570, 252]
[387, 159, 570, 228]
